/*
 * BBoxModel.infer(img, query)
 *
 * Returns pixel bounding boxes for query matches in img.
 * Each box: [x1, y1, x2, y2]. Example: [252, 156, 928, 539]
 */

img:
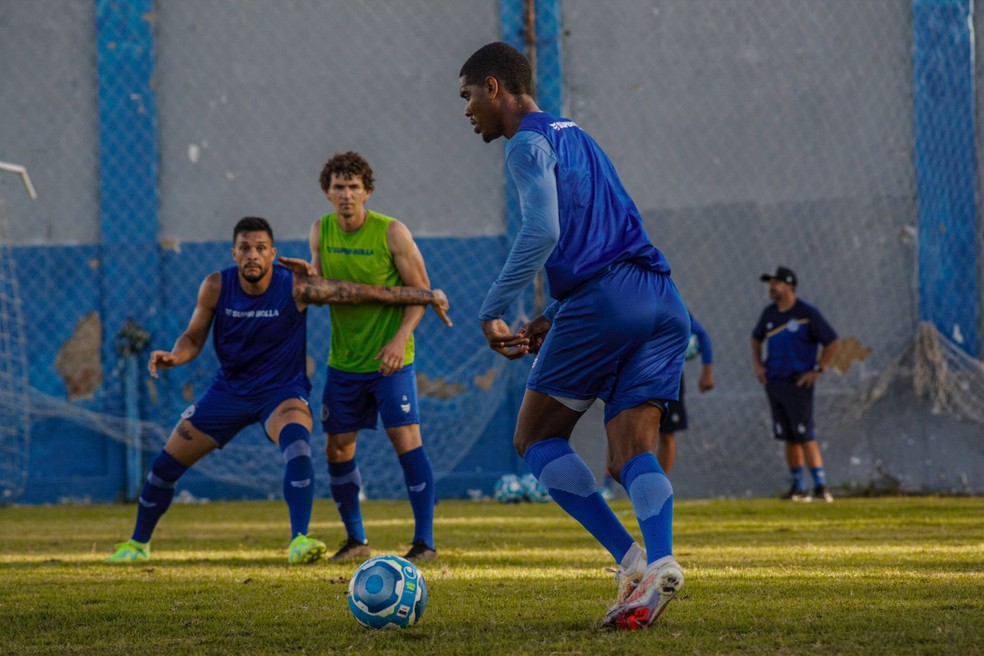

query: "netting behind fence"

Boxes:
[0, 0, 982, 502]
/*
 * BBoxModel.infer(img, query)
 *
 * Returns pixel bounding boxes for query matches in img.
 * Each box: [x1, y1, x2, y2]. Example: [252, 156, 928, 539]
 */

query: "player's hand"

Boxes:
[278, 256, 319, 278]
[698, 366, 715, 393]
[517, 315, 551, 354]
[482, 319, 529, 360]
[148, 350, 177, 378]
[795, 371, 821, 388]
[374, 340, 407, 377]
[430, 289, 453, 327]
[753, 362, 766, 385]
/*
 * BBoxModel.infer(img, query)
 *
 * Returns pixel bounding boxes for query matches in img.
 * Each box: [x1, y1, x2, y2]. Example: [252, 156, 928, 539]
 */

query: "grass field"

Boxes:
[1, 496, 982, 655]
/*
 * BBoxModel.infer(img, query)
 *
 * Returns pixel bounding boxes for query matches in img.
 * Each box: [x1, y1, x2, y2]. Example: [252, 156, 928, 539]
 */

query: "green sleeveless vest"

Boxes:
[318, 210, 414, 372]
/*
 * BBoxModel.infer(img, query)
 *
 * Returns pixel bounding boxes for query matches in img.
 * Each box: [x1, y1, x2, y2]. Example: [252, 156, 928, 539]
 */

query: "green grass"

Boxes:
[1, 497, 982, 655]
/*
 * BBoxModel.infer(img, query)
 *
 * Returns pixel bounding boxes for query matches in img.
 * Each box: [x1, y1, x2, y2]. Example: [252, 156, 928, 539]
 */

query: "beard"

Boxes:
[241, 265, 267, 283]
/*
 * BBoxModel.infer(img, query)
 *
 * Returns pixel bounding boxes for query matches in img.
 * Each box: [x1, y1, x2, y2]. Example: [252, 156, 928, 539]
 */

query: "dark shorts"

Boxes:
[527, 264, 689, 425]
[660, 376, 688, 434]
[321, 364, 420, 434]
[181, 382, 310, 447]
[765, 378, 815, 443]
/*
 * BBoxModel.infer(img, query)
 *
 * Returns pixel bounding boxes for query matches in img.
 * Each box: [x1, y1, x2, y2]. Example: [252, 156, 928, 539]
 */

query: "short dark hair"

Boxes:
[459, 41, 532, 96]
[319, 151, 375, 194]
[233, 216, 273, 243]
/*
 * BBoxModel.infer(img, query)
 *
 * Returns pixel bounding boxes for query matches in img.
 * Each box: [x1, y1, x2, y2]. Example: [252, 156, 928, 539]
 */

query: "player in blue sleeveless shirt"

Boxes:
[108, 217, 451, 565]
[752, 266, 839, 503]
[459, 42, 688, 630]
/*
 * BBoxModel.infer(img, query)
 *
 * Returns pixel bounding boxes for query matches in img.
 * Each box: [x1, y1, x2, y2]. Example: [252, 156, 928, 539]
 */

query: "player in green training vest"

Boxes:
[307, 151, 439, 563]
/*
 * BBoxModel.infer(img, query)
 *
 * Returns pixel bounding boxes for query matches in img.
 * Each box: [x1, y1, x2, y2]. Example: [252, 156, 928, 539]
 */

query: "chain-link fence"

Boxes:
[1, 0, 982, 503]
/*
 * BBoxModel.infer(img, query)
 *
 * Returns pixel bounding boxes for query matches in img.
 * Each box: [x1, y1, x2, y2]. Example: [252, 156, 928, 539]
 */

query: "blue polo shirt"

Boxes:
[752, 299, 837, 381]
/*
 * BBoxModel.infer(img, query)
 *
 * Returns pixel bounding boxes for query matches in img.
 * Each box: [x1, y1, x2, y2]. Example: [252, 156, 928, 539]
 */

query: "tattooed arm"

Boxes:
[284, 262, 452, 327]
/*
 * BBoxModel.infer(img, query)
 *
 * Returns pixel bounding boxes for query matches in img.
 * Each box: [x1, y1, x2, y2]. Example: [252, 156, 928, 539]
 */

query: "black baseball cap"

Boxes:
[760, 266, 797, 286]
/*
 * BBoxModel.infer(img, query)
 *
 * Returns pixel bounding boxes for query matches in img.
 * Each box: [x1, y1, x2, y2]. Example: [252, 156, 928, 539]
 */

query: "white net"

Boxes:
[1, 0, 982, 502]
[0, 170, 33, 501]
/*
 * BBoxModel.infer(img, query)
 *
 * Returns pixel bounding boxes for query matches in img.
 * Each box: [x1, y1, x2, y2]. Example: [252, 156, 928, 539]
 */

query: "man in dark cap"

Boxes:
[751, 266, 839, 502]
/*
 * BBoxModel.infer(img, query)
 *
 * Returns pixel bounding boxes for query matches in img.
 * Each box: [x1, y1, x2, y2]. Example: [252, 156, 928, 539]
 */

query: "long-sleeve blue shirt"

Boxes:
[479, 112, 670, 321]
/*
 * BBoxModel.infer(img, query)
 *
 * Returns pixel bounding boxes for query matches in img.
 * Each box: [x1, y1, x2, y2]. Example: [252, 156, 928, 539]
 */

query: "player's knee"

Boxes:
[326, 441, 354, 462]
[513, 432, 533, 457]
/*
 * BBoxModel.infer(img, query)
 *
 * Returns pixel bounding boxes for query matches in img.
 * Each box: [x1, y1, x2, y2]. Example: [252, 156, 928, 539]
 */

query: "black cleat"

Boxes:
[403, 539, 437, 563]
[813, 485, 834, 503]
[781, 485, 812, 503]
[330, 537, 370, 562]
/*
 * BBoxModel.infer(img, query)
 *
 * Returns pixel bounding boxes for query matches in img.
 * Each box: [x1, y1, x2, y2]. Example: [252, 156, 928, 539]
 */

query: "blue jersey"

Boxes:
[479, 112, 670, 320]
[752, 299, 837, 381]
[211, 265, 309, 396]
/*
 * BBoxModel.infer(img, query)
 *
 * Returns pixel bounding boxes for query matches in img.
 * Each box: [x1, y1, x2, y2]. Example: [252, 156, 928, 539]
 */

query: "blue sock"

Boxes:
[524, 438, 634, 563]
[810, 466, 827, 488]
[621, 453, 674, 563]
[790, 466, 807, 492]
[279, 424, 314, 538]
[329, 458, 366, 543]
[399, 446, 435, 548]
[132, 450, 187, 543]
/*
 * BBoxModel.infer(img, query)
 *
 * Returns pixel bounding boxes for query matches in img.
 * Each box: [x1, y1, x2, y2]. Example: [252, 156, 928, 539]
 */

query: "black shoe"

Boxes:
[781, 485, 812, 503]
[330, 537, 370, 562]
[403, 540, 437, 563]
[814, 485, 834, 503]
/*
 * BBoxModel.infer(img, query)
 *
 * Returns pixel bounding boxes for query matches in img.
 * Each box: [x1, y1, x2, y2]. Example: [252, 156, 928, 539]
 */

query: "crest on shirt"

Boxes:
[786, 319, 800, 333]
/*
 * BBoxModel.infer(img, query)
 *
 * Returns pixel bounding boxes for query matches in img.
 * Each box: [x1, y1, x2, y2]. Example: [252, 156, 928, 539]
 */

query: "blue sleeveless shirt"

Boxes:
[211, 265, 309, 396]
[517, 112, 670, 299]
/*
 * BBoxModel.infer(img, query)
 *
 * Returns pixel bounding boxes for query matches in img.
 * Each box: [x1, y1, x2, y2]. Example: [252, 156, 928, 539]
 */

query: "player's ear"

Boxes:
[485, 75, 499, 98]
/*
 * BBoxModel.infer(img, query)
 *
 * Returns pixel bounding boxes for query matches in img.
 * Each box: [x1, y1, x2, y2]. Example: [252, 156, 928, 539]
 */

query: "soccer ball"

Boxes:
[684, 332, 701, 361]
[347, 555, 428, 629]
[493, 473, 525, 503]
[520, 473, 550, 503]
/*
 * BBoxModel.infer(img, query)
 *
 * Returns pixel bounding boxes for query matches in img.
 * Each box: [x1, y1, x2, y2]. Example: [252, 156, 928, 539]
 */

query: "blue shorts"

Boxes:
[765, 378, 815, 443]
[528, 264, 690, 424]
[660, 376, 688, 434]
[321, 364, 420, 434]
[181, 382, 310, 447]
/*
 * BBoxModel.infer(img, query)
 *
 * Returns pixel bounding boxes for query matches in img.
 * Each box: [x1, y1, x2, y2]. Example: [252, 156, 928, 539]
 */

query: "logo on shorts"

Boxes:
[400, 395, 411, 414]
[796, 423, 807, 434]
[181, 404, 197, 420]
[786, 319, 800, 333]
[774, 422, 783, 436]
[320, 406, 329, 422]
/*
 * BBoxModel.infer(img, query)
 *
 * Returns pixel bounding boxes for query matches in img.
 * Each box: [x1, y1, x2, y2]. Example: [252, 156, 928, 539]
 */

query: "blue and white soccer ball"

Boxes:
[347, 555, 428, 629]
[519, 473, 550, 503]
[493, 473, 525, 503]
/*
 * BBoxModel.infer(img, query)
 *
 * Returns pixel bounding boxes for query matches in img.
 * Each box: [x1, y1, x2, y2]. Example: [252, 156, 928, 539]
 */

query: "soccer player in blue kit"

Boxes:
[108, 217, 451, 565]
[752, 266, 839, 502]
[459, 42, 689, 630]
